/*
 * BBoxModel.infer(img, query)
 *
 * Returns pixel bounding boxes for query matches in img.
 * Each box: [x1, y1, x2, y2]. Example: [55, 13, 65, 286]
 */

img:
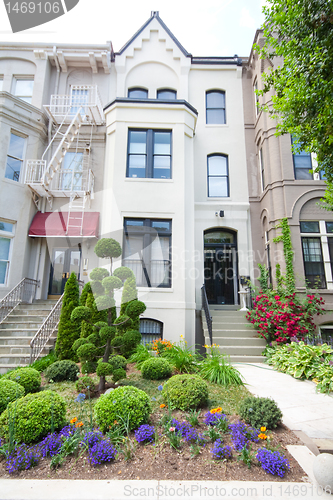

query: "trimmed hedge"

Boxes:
[0, 379, 25, 413]
[2, 367, 41, 394]
[162, 374, 208, 410]
[44, 360, 79, 383]
[141, 357, 172, 380]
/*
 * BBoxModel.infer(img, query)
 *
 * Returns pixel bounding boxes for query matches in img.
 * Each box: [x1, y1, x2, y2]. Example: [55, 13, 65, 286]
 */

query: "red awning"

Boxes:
[28, 212, 99, 238]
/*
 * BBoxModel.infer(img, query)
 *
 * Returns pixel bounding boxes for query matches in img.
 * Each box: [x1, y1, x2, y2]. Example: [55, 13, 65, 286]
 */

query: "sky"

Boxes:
[0, 0, 267, 57]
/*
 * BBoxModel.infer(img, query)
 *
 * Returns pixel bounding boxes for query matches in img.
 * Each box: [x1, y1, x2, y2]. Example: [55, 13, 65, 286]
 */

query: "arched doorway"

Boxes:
[204, 228, 238, 305]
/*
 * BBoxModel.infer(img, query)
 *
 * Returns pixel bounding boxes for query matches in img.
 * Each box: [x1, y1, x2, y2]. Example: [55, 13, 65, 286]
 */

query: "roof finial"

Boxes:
[151, 11, 159, 17]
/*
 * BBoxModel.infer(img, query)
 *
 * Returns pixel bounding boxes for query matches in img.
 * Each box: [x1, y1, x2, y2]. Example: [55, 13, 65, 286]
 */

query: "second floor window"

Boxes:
[14, 78, 34, 104]
[157, 89, 177, 100]
[206, 90, 226, 124]
[5, 132, 26, 182]
[207, 154, 229, 197]
[0, 220, 14, 285]
[128, 88, 148, 99]
[127, 129, 172, 179]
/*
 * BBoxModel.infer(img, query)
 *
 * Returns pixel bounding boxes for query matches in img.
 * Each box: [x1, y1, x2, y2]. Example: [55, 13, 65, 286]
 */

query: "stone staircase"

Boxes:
[202, 306, 266, 363]
[0, 300, 58, 375]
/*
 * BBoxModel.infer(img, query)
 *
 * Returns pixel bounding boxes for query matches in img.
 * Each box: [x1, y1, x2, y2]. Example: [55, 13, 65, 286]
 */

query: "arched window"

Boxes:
[128, 88, 148, 99]
[157, 89, 177, 100]
[206, 90, 226, 124]
[139, 318, 163, 345]
[207, 154, 229, 197]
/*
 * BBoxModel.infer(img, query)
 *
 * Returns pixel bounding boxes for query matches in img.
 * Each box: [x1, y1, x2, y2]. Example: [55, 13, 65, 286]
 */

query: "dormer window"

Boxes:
[128, 88, 148, 99]
[157, 89, 177, 100]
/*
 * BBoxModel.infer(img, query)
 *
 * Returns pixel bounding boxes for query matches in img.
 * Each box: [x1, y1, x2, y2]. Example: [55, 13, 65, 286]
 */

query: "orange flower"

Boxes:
[215, 407, 223, 413]
[210, 409, 217, 414]
[160, 404, 166, 409]
[75, 421, 83, 428]
[114, 420, 118, 425]
[70, 417, 77, 424]
[258, 433, 267, 440]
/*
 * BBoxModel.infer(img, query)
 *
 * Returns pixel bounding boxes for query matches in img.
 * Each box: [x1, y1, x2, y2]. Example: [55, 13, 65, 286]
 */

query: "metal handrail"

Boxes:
[0, 278, 39, 324]
[29, 294, 63, 364]
[201, 284, 213, 346]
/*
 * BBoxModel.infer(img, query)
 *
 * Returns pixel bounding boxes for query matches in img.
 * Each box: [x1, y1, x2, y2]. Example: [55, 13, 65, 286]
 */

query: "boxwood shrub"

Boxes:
[44, 360, 79, 383]
[162, 374, 208, 410]
[94, 386, 151, 432]
[0, 379, 25, 414]
[2, 367, 41, 394]
[141, 357, 172, 380]
[239, 396, 283, 429]
[0, 390, 67, 444]
[75, 375, 96, 395]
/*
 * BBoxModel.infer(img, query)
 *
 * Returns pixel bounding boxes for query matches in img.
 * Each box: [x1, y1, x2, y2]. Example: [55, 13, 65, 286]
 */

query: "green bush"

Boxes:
[75, 376, 96, 394]
[238, 396, 283, 429]
[94, 386, 150, 432]
[29, 351, 57, 372]
[81, 361, 97, 375]
[113, 368, 126, 383]
[0, 390, 66, 444]
[141, 357, 172, 380]
[0, 380, 25, 413]
[55, 272, 81, 360]
[44, 360, 79, 383]
[109, 355, 127, 371]
[3, 367, 41, 394]
[162, 374, 208, 410]
[119, 330, 142, 358]
[96, 362, 113, 377]
[128, 344, 152, 369]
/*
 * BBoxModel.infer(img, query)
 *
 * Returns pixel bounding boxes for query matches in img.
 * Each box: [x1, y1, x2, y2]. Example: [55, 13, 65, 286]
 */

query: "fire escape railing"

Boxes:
[201, 284, 213, 346]
[0, 278, 39, 324]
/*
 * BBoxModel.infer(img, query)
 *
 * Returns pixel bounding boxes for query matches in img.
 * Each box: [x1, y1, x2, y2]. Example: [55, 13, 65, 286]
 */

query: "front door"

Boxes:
[48, 248, 81, 295]
[204, 229, 238, 305]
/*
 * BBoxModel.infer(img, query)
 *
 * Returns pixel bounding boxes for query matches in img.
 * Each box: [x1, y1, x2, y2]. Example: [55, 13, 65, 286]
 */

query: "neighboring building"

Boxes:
[0, 15, 332, 347]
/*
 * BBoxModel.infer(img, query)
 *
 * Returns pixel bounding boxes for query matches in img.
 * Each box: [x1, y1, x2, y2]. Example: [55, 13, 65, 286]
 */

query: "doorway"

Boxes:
[48, 247, 81, 296]
[204, 229, 238, 305]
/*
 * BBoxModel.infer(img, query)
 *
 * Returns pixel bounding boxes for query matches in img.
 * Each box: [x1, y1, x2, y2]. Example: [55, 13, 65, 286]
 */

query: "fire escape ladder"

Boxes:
[66, 194, 87, 236]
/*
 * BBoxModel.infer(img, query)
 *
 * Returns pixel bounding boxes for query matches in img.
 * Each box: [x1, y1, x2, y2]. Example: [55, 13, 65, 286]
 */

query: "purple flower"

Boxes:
[256, 448, 290, 477]
[6, 444, 40, 473]
[158, 385, 163, 391]
[75, 393, 86, 403]
[211, 439, 232, 460]
[88, 439, 117, 466]
[134, 425, 155, 443]
[203, 411, 227, 426]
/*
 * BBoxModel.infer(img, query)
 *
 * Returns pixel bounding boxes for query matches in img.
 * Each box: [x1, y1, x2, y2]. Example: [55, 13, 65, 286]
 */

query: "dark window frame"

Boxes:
[127, 88, 148, 99]
[139, 318, 163, 345]
[301, 236, 326, 288]
[127, 128, 172, 179]
[157, 89, 177, 100]
[123, 218, 172, 288]
[291, 136, 313, 180]
[207, 154, 229, 197]
[206, 90, 226, 124]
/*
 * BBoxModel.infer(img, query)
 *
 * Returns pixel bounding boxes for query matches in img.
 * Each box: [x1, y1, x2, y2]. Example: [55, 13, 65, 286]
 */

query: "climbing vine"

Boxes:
[273, 218, 295, 295]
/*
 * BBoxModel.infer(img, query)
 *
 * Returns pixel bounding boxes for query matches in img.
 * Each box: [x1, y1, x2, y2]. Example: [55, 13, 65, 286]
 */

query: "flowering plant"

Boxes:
[256, 448, 290, 477]
[211, 439, 232, 460]
[134, 425, 155, 444]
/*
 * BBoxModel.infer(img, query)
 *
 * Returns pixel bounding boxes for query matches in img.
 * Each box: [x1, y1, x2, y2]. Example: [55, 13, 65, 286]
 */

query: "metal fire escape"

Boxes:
[25, 85, 105, 235]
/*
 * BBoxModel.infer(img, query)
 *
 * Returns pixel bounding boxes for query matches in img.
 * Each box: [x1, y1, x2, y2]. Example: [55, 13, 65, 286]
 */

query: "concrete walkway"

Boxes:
[235, 362, 333, 440]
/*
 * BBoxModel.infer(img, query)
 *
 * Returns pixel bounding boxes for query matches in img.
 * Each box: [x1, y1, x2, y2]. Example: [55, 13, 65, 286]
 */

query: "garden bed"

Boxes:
[0, 365, 307, 482]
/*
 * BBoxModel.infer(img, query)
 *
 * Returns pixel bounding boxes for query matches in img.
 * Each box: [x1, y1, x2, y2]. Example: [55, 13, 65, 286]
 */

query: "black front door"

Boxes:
[204, 245, 236, 305]
[48, 247, 81, 295]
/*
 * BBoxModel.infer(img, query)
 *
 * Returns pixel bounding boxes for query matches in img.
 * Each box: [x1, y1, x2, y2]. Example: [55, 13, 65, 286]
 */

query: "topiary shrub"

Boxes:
[141, 357, 172, 380]
[94, 386, 150, 432]
[3, 367, 41, 394]
[81, 361, 97, 375]
[0, 380, 25, 413]
[238, 396, 283, 429]
[112, 368, 126, 383]
[162, 374, 208, 410]
[75, 376, 96, 395]
[109, 355, 127, 371]
[119, 329, 142, 358]
[44, 360, 79, 383]
[55, 272, 81, 360]
[0, 390, 66, 444]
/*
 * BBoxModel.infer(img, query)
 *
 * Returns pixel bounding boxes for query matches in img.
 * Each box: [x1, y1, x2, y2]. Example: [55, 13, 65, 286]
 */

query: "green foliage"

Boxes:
[0, 380, 24, 413]
[120, 276, 138, 314]
[273, 219, 295, 294]
[71, 306, 91, 324]
[258, 264, 269, 292]
[266, 341, 333, 393]
[99, 326, 116, 343]
[125, 300, 146, 319]
[55, 273, 81, 361]
[29, 351, 57, 372]
[44, 360, 79, 383]
[95, 296, 115, 310]
[128, 344, 153, 369]
[141, 357, 172, 380]
[75, 376, 96, 394]
[81, 290, 107, 339]
[90, 268, 109, 281]
[161, 339, 201, 374]
[238, 396, 283, 429]
[0, 390, 66, 444]
[112, 368, 127, 383]
[199, 347, 244, 386]
[114, 315, 131, 334]
[72, 338, 88, 352]
[94, 238, 122, 260]
[162, 374, 208, 410]
[94, 386, 151, 432]
[96, 362, 114, 377]
[120, 330, 142, 358]
[79, 282, 92, 306]
[80, 361, 97, 375]
[3, 367, 41, 394]
[256, 0, 333, 204]
[109, 355, 127, 371]
[76, 343, 98, 362]
[114, 266, 134, 282]
[91, 280, 105, 296]
[102, 276, 123, 292]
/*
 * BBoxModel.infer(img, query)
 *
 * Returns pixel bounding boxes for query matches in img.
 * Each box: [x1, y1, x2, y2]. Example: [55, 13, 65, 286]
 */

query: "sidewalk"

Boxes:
[235, 362, 333, 440]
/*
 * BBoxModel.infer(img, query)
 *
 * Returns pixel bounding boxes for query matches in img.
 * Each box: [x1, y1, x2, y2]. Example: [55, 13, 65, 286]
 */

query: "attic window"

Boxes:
[128, 88, 148, 99]
[157, 89, 177, 100]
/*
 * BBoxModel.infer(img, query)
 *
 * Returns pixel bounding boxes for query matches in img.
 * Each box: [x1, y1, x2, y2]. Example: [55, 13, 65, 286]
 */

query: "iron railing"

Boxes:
[201, 284, 213, 345]
[0, 278, 39, 324]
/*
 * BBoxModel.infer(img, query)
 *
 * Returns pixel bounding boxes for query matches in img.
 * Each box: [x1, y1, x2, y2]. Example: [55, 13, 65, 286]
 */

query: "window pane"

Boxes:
[208, 156, 227, 176]
[206, 109, 225, 124]
[128, 89, 148, 98]
[126, 220, 144, 228]
[151, 221, 171, 232]
[300, 221, 320, 233]
[157, 90, 176, 100]
[5, 157, 22, 181]
[326, 222, 333, 233]
[0, 221, 13, 233]
[0, 237, 10, 260]
[154, 133, 171, 154]
[0, 261, 8, 284]
[206, 92, 225, 108]
[129, 131, 147, 153]
[128, 155, 146, 177]
[204, 231, 234, 244]
[15, 79, 33, 96]
[295, 168, 313, 180]
[63, 152, 83, 171]
[294, 155, 312, 170]
[302, 237, 326, 288]
[8, 134, 25, 159]
[209, 177, 228, 197]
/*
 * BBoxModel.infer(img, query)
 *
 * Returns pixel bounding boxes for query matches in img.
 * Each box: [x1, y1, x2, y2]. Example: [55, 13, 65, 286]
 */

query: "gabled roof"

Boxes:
[114, 11, 192, 59]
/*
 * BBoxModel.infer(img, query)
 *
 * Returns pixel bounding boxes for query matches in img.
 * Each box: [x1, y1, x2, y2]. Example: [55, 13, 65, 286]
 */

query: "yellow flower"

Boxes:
[215, 407, 223, 413]
[260, 426, 266, 432]
[70, 417, 78, 424]
[210, 408, 217, 414]
[258, 433, 267, 440]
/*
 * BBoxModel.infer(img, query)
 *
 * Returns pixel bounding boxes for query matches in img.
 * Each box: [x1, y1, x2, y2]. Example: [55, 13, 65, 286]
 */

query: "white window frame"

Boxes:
[5, 131, 27, 182]
[0, 78, 3, 92]
[0, 220, 15, 286]
[259, 147, 265, 191]
[13, 76, 34, 104]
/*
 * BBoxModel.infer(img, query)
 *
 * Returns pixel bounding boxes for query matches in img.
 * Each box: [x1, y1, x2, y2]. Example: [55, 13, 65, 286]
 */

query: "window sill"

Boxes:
[205, 124, 228, 128]
[125, 178, 173, 183]
[137, 287, 173, 292]
[2, 178, 25, 188]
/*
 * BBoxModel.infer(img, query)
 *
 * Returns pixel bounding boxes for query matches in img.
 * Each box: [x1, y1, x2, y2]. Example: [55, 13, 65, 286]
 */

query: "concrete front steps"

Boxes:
[0, 300, 58, 375]
[202, 307, 266, 363]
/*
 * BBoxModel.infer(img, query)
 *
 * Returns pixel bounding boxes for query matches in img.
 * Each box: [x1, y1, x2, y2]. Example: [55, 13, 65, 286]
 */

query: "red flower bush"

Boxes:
[246, 292, 325, 345]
